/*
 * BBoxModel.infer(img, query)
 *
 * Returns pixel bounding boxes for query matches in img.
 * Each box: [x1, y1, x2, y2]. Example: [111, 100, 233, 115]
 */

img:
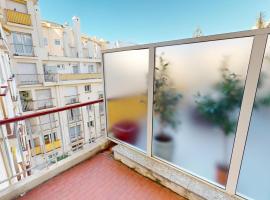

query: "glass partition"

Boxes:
[237, 36, 270, 200]
[152, 37, 253, 186]
[104, 49, 149, 152]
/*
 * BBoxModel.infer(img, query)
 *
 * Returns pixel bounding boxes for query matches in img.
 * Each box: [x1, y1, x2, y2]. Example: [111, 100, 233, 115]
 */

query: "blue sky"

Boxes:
[39, 0, 270, 44]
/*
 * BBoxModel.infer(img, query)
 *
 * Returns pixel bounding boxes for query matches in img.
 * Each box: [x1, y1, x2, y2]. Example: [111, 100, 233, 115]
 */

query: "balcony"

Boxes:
[16, 74, 43, 86]
[0, 100, 107, 198]
[21, 98, 56, 112]
[11, 44, 35, 57]
[31, 140, 61, 155]
[64, 95, 80, 105]
[44, 73, 102, 83]
[59, 73, 102, 81]
[3, 28, 270, 200]
[6, 9, 31, 26]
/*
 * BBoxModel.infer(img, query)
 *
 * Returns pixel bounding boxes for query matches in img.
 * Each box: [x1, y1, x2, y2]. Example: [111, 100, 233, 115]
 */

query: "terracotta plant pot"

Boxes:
[112, 121, 139, 144]
[216, 164, 229, 185]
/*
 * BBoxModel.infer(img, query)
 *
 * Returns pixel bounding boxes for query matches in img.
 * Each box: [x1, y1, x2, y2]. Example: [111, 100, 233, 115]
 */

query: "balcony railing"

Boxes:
[11, 44, 34, 56]
[6, 9, 31, 26]
[21, 98, 56, 112]
[59, 73, 102, 81]
[0, 99, 104, 191]
[44, 73, 102, 83]
[64, 95, 80, 105]
[16, 74, 43, 85]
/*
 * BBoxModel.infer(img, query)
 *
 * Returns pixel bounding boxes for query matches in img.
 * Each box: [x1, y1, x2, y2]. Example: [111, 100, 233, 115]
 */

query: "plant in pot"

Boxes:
[195, 65, 245, 186]
[153, 54, 182, 161]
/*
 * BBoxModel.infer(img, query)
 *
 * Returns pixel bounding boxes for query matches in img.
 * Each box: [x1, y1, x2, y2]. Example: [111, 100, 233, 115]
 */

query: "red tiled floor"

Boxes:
[18, 151, 186, 200]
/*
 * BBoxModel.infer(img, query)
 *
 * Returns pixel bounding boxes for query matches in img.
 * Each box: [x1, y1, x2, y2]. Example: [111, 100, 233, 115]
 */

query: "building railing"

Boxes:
[21, 98, 56, 112]
[0, 99, 105, 191]
[44, 73, 102, 82]
[16, 74, 43, 85]
[64, 95, 80, 105]
[59, 73, 102, 81]
[6, 9, 31, 26]
[10, 44, 34, 57]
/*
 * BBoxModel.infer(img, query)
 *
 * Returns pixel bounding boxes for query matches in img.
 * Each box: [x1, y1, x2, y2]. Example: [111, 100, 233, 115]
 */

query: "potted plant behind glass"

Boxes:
[153, 55, 182, 161]
[195, 64, 245, 185]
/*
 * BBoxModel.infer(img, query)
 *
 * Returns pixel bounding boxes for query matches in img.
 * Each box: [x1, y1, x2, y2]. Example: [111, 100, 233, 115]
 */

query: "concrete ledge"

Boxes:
[0, 138, 110, 200]
[113, 144, 242, 200]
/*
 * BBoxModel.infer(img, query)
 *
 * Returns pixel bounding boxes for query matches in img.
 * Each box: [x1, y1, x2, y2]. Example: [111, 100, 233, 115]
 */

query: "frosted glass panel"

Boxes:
[152, 37, 253, 186]
[104, 49, 149, 151]
[237, 36, 270, 200]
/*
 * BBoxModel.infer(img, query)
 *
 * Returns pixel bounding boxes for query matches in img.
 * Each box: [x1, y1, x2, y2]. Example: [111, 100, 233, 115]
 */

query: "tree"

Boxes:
[154, 54, 182, 136]
[193, 27, 203, 38]
[255, 12, 267, 29]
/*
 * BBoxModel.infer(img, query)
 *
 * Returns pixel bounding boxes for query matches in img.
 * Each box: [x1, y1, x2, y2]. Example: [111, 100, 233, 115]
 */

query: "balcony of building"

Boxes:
[2, 28, 270, 200]
[5, 9, 31, 26]
[44, 73, 102, 83]
[11, 44, 35, 57]
[30, 140, 61, 155]
[20, 98, 56, 112]
[16, 74, 43, 86]
[64, 94, 80, 105]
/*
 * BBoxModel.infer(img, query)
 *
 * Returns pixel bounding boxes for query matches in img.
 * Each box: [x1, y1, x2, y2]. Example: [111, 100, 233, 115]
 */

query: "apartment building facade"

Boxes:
[0, 0, 106, 177]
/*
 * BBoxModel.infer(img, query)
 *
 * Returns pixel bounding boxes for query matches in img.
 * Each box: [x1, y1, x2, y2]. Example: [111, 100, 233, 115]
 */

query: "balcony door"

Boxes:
[12, 32, 33, 56]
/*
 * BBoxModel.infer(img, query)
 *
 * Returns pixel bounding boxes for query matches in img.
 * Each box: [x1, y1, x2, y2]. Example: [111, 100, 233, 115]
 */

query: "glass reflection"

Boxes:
[104, 49, 149, 151]
[237, 37, 270, 200]
[153, 37, 253, 186]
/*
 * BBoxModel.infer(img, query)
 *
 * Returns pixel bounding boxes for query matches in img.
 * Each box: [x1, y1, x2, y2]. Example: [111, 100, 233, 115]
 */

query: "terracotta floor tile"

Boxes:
[18, 151, 186, 200]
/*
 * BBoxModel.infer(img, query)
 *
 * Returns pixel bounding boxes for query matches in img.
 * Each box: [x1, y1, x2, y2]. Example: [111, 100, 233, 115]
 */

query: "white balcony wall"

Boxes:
[6, 0, 27, 13]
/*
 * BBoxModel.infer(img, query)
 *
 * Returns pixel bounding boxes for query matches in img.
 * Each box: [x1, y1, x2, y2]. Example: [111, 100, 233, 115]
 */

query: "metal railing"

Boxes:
[64, 95, 80, 105]
[20, 98, 56, 112]
[16, 74, 43, 85]
[0, 99, 105, 191]
[10, 44, 34, 57]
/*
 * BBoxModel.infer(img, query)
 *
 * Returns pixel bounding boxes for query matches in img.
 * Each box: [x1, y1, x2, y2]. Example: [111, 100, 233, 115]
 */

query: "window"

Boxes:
[86, 105, 92, 111]
[72, 65, 80, 74]
[98, 93, 103, 99]
[54, 39, 60, 45]
[69, 125, 81, 141]
[104, 49, 149, 152]
[85, 85, 91, 93]
[152, 37, 253, 186]
[67, 108, 80, 122]
[88, 64, 95, 73]
[237, 36, 270, 200]
[12, 32, 33, 56]
[44, 135, 50, 144]
[87, 121, 94, 127]
[44, 38, 48, 46]
[99, 103, 104, 113]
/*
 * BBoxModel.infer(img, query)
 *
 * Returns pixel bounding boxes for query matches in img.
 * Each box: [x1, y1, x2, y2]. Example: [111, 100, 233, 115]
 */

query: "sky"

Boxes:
[39, 0, 270, 44]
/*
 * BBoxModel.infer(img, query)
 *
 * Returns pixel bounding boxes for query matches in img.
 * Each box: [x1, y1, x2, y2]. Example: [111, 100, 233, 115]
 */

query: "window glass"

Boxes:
[237, 36, 270, 200]
[104, 49, 149, 152]
[54, 39, 60, 45]
[152, 37, 253, 186]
